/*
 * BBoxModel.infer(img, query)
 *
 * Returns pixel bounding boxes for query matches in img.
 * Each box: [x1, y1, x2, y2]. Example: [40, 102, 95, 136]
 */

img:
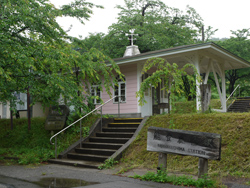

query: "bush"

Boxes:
[0, 115, 99, 165]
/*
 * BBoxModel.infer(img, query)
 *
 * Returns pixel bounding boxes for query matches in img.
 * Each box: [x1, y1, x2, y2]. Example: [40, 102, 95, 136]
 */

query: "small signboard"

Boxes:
[45, 105, 70, 131]
[147, 127, 221, 160]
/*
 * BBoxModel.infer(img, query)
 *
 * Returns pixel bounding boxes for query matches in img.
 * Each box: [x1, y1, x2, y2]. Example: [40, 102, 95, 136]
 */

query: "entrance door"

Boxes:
[152, 85, 161, 115]
[141, 87, 153, 117]
[152, 81, 169, 115]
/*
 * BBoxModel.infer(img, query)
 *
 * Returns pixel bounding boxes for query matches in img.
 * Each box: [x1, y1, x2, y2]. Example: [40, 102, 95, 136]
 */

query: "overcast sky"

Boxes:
[51, 0, 250, 39]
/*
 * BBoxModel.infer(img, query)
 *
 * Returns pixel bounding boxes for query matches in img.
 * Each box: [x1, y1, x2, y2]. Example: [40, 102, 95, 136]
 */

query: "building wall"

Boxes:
[0, 102, 10, 119]
[32, 102, 49, 117]
[0, 102, 48, 119]
[100, 63, 138, 115]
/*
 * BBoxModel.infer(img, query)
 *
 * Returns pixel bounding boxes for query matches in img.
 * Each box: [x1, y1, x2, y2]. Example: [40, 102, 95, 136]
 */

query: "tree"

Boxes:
[215, 29, 250, 96]
[0, 0, 121, 127]
[136, 57, 200, 112]
[81, 0, 210, 59]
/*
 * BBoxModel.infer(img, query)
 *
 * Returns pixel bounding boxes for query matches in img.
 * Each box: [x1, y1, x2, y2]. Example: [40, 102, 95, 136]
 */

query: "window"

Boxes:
[114, 75, 126, 103]
[15, 93, 27, 111]
[91, 85, 101, 104]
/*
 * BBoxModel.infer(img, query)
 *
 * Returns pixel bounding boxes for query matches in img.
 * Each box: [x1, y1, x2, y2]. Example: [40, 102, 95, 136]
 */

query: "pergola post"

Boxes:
[194, 54, 201, 111]
[220, 62, 227, 112]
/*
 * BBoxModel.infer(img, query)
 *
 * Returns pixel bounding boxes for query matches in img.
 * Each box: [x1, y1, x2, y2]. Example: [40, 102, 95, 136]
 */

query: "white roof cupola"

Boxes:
[123, 29, 140, 57]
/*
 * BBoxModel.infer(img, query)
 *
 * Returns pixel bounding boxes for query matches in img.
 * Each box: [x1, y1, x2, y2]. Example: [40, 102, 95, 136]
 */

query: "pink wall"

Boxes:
[100, 63, 138, 115]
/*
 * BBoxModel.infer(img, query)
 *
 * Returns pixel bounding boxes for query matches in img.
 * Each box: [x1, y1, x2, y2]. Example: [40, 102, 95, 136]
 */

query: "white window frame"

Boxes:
[113, 76, 126, 103]
[91, 85, 101, 105]
[16, 93, 27, 111]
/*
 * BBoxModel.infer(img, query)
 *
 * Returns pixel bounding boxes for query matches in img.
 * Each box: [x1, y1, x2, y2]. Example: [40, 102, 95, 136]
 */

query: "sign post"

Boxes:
[147, 127, 221, 178]
[45, 105, 70, 131]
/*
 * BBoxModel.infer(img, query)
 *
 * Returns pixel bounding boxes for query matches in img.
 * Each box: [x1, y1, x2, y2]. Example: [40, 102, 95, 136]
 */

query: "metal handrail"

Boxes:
[226, 84, 240, 103]
[220, 85, 240, 110]
[50, 95, 120, 159]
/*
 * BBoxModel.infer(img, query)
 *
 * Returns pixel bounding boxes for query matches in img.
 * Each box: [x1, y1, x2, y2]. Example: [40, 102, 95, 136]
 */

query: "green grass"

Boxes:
[132, 170, 216, 188]
[120, 112, 250, 179]
[0, 114, 99, 165]
[1, 100, 249, 185]
[172, 99, 222, 114]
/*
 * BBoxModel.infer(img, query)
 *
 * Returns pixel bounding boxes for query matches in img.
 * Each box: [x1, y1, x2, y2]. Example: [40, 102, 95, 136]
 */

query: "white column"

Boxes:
[204, 59, 212, 84]
[194, 54, 201, 111]
[220, 63, 227, 112]
[137, 63, 142, 114]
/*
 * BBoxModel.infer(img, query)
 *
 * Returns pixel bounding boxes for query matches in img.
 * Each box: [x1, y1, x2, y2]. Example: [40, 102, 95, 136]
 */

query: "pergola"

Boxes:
[114, 42, 250, 112]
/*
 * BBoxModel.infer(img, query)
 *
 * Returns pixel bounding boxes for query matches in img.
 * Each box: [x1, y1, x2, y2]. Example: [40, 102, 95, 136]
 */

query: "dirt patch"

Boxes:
[222, 176, 250, 187]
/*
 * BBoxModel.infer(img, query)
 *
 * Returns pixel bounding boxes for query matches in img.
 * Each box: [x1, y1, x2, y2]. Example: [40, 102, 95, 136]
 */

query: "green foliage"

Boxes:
[0, 115, 98, 165]
[215, 29, 250, 96]
[98, 158, 118, 170]
[0, 0, 121, 114]
[131, 169, 215, 188]
[136, 57, 200, 110]
[81, 0, 215, 59]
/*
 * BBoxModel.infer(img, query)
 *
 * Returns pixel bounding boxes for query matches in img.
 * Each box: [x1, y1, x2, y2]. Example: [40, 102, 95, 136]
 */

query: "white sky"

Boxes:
[52, 0, 250, 39]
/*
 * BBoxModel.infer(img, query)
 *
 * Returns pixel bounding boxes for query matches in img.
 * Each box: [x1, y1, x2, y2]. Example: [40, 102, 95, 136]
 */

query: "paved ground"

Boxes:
[0, 164, 184, 188]
[0, 164, 249, 188]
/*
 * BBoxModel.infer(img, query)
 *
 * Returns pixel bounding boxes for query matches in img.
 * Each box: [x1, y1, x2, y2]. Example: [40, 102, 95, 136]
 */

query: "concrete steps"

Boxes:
[227, 97, 250, 112]
[49, 118, 143, 169]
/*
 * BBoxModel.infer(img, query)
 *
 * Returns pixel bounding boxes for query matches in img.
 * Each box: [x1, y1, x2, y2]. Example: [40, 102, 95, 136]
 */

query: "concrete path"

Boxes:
[0, 164, 249, 188]
[0, 164, 182, 188]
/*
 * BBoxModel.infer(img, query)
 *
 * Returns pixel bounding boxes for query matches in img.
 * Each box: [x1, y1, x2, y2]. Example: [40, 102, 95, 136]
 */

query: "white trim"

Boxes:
[210, 45, 250, 67]
[220, 62, 227, 112]
[194, 54, 201, 111]
[113, 78, 126, 104]
[91, 85, 101, 105]
[113, 43, 250, 69]
[211, 62, 223, 103]
[204, 59, 212, 84]
[114, 45, 212, 65]
[137, 63, 142, 113]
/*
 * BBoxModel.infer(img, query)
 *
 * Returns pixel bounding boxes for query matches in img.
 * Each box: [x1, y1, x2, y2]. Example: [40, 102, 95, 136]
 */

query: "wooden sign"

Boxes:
[147, 127, 221, 160]
[45, 105, 70, 131]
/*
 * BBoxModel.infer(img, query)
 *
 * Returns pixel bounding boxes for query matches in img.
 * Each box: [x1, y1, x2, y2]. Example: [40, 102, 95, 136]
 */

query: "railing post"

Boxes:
[118, 96, 120, 118]
[80, 120, 82, 148]
[49, 96, 117, 156]
[55, 136, 57, 159]
[101, 106, 103, 130]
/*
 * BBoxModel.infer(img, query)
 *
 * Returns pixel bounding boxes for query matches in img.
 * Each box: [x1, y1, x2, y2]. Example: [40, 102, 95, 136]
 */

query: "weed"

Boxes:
[102, 114, 114, 118]
[0, 115, 99, 165]
[116, 166, 134, 174]
[98, 158, 118, 170]
[230, 171, 244, 177]
[131, 169, 216, 188]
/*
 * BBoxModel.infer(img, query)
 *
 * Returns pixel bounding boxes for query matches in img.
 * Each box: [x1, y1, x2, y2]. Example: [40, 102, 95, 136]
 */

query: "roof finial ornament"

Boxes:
[125, 29, 138, 46]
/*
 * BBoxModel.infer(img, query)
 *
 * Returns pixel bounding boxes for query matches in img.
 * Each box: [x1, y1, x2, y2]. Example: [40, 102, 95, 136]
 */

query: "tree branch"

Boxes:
[11, 26, 29, 36]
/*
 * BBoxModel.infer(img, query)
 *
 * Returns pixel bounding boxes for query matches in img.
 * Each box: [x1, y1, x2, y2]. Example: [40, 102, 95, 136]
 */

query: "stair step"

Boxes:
[114, 118, 143, 123]
[228, 97, 250, 113]
[89, 137, 129, 144]
[48, 159, 101, 169]
[75, 148, 116, 156]
[96, 132, 134, 138]
[102, 127, 137, 132]
[108, 123, 140, 128]
[68, 153, 108, 162]
[81, 142, 123, 150]
[49, 117, 143, 168]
